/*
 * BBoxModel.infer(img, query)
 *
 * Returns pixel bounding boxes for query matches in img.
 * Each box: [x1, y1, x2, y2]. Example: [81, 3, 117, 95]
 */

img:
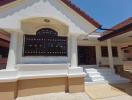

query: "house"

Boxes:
[0, 0, 131, 100]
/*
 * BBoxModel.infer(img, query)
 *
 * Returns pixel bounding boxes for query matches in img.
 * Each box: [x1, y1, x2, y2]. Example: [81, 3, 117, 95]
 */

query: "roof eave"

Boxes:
[61, 0, 101, 28]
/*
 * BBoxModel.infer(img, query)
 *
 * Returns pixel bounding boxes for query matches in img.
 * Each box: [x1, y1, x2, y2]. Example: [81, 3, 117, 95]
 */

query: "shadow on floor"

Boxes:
[85, 82, 132, 100]
[110, 82, 132, 96]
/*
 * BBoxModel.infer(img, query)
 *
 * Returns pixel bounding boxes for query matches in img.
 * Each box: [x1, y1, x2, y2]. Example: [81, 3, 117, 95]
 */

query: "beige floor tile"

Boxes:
[97, 95, 132, 100]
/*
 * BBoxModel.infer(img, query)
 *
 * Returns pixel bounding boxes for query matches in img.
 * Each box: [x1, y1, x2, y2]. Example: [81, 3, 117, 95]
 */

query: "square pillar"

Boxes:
[6, 33, 17, 71]
[68, 34, 86, 92]
[107, 39, 114, 70]
[71, 35, 78, 67]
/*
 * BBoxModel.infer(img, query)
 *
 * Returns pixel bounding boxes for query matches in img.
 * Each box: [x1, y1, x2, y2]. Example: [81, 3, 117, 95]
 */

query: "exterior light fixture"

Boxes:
[44, 19, 50, 23]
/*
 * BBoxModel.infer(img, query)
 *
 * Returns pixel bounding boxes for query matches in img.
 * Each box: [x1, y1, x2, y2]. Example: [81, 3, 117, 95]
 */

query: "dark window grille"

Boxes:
[112, 47, 118, 57]
[101, 46, 108, 57]
[101, 46, 118, 57]
[23, 28, 67, 56]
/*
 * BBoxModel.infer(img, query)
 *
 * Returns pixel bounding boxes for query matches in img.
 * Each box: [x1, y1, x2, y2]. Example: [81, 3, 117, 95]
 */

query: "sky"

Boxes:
[72, 0, 132, 28]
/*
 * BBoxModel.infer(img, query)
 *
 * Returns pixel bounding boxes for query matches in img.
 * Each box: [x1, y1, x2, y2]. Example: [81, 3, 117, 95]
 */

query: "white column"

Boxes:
[6, 33, 17, 71]
[107, 39, 114, 70]
[71, 35, 78, 67]
[96, 45, 101, 67]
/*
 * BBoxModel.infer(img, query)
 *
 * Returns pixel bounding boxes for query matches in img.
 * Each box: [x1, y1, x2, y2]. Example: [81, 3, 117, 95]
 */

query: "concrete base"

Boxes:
[0, 76, 85, 99]
[0, 82, 16, 100]
[17, 77, 67, 97]
[68, 77, 85, 93]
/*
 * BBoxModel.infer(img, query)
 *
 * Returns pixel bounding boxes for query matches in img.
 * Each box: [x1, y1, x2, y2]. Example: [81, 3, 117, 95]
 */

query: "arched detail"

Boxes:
[21, 17, 69, 36]
[36, 28, 58, 37]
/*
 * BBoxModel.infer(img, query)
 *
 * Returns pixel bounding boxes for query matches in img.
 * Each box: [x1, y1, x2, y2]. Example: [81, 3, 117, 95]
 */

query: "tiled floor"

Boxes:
[85, 83, 132, 100]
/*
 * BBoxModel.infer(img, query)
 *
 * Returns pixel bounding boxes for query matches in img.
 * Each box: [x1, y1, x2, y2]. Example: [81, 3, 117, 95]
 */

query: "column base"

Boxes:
[68, 77, 85, 93]
[0, 82, 16, 100]
[68, 67, 86, 93]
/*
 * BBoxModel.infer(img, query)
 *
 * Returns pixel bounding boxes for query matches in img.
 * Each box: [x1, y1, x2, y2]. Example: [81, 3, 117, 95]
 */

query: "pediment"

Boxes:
[0, 0, 98, 35]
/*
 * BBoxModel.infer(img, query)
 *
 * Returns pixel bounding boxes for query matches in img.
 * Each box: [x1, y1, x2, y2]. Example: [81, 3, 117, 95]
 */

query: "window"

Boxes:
[23, 28, 67, 56]
[101, 46, 108, 57]
[101, 46, 118, 57]
[112, 47, 118, 57]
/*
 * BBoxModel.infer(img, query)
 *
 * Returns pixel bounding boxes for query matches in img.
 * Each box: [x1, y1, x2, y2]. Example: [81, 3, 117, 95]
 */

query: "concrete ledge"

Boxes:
[17, 77, 67, 97]
[0, 66, 85, 98]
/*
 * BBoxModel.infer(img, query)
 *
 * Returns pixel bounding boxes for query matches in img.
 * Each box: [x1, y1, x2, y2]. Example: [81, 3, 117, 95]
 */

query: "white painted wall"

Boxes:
[0, 0, 97, 66]
[0, 0, 96, 35]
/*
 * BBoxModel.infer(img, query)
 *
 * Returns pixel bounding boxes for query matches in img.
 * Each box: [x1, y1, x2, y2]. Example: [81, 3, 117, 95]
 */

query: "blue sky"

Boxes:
[72, 0, 132, 28]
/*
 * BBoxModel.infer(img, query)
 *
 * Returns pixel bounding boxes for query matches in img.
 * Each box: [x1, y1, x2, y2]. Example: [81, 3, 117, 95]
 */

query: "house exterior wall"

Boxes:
[16, 30, 71, 65]
[78, 40, 123, 66]
[122, 47, 132, 61]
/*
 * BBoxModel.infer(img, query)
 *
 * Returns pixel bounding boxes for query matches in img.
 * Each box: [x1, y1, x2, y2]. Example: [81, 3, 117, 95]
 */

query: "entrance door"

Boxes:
[78, 46, 96, 65]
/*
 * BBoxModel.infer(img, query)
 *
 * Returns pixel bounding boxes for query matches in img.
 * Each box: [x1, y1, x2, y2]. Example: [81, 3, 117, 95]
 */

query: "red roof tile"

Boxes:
[0, 32, 10, 42]
[61, 0, 101, 28]
[0, 0, 16, 6]
[98, 17, 132, 41]
[104, 17, 132, 34]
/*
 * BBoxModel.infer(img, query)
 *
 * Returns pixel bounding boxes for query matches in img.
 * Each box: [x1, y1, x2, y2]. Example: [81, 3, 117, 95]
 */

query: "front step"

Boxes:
[84, 68, 130, 84]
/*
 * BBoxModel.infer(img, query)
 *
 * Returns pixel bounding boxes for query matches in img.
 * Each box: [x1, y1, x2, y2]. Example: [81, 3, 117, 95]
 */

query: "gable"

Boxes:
[0, 0, 100, 34]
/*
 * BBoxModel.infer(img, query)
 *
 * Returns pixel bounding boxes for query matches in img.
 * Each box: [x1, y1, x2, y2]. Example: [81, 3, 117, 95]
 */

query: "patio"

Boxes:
[16, 83, 132, 100]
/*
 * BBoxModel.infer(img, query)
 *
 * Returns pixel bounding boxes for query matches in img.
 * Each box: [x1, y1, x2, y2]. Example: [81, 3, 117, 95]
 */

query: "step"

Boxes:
[86, 73, 121, 77]
[85, 76, 130, 83]
[87, 74, 120, 78]
[85, 69, 114, 72]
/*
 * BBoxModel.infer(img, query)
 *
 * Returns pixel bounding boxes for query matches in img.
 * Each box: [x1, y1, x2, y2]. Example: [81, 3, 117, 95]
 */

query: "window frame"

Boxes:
[101, 46, 118, 57]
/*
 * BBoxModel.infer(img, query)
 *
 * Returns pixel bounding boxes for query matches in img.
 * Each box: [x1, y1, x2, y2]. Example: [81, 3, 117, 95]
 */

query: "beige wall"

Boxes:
[0, 82, 16, 100]
[124, 61, 132, 71]
[0, 77, 84, 99]
[122, 47, 132, 61]
[78, 40, 123, 66]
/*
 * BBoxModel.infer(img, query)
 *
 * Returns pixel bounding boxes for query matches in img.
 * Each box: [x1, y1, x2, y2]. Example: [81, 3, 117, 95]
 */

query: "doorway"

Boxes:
[78, 46, 96, 65]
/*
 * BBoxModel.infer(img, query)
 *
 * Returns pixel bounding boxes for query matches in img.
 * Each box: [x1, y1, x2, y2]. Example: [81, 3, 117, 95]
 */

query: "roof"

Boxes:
[0, 32, 10, 47]
[0, 0, 16, 6]
[0, 0, 101, 28]
[61, 0, 101, 28]
[0, 30, 10, 42]
[98, 17, 132, 41]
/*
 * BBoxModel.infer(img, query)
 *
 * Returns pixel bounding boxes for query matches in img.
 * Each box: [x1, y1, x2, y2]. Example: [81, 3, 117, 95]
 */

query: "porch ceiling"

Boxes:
[111, 31, 132, 43]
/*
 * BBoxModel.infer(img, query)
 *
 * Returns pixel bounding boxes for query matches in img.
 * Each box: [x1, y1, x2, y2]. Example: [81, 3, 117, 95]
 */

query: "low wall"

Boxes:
[0, 65, 85, 99]
[0, 77, 85, 100]
[123, 61, 132, 71]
